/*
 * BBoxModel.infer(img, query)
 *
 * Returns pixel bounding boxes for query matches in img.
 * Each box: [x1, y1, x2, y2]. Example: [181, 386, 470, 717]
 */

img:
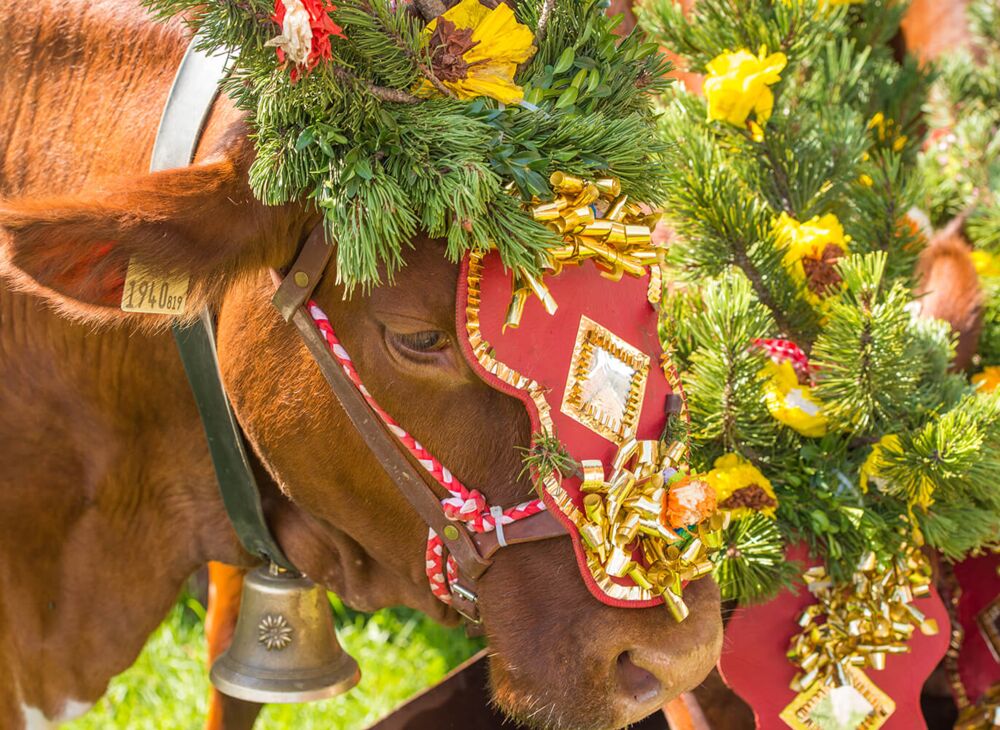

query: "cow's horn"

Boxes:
[210, 564, 360, 703]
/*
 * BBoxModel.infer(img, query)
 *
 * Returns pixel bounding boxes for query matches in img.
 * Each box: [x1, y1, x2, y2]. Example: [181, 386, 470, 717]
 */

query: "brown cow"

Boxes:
[0, 2, 722, 729]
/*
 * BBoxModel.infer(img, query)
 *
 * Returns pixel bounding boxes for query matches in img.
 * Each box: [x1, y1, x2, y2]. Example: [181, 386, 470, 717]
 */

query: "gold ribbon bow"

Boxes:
[577, 437, 726, 622]
[505, 172, 664, 329]
[787, 546, 938, 695]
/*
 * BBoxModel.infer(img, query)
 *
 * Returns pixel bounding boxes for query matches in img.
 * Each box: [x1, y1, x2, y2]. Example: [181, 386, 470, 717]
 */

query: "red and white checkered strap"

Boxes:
[753, 337, 814, 383]
[307, 301, 546, 605]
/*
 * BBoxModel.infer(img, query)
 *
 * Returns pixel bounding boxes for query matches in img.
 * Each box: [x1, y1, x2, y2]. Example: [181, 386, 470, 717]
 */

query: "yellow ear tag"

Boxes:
[120, 259, 190, 315]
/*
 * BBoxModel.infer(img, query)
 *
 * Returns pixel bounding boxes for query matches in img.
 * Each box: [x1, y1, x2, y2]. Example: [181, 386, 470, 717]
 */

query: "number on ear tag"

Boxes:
[120, 259, 190, 315]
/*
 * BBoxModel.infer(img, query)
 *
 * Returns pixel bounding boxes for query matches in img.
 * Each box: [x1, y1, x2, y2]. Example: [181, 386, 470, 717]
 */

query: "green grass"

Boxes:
[67, 594, 481, 729]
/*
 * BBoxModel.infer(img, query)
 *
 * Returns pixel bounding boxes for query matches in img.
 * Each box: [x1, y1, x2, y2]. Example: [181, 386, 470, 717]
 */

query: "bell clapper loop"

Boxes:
[210, 564, 361, 704]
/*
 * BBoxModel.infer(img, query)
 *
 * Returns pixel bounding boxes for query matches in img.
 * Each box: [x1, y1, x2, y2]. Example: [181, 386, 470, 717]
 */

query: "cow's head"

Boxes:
[0, 132, 722, 729]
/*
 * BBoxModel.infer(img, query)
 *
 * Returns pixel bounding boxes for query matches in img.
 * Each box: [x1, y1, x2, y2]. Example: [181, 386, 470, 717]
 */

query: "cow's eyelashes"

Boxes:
[387, 330, 450, 358]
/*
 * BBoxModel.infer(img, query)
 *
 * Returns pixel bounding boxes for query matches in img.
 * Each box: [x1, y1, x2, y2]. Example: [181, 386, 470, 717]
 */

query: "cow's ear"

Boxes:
[0, 156, 303, 326]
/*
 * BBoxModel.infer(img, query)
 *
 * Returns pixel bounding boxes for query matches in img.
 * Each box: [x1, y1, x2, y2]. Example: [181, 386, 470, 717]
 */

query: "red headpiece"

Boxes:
[457, 243, 723, 615]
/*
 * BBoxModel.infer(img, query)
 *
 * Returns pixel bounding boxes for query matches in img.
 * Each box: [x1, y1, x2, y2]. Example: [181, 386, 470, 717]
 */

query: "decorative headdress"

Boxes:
[147, 0, 671, 288]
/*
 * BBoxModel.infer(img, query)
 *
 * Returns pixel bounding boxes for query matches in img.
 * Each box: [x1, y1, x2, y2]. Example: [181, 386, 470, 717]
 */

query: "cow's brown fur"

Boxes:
[0, 2, 722, 728]
[901, 0, 971, 63]
[915, 220, 984, 371]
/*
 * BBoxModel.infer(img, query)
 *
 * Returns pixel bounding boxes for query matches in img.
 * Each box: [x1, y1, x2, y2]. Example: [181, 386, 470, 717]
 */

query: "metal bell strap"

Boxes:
[155, 33, 358, 704]
[154, 31, 292, 572]
[270, 231, 569, 624]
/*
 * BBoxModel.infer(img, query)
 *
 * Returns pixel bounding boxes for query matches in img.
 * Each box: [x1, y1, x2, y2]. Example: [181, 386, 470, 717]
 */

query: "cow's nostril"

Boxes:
[615, 650, 663, 705]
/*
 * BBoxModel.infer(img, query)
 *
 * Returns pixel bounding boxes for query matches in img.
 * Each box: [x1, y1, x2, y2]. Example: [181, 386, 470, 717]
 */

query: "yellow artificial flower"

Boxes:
[972, 366, 1000, 394]
[971, 250, 1000, 279]
[762, 360, 828, 437]
[774, 212, 851, 306]
[417, 0, 535, 104]
[703, 453, 778, 519]
[703, 47, 787, 128]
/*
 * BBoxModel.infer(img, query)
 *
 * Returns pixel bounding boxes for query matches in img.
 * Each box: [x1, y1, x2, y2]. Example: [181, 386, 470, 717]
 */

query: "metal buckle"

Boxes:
[451, 581, 478, 604]
[450, 582, 480, 624]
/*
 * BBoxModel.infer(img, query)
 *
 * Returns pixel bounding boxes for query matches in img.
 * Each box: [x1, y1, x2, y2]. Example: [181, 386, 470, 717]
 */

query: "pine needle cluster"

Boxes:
[640, 0, 1000, 602]
[144, 0, 671, 288]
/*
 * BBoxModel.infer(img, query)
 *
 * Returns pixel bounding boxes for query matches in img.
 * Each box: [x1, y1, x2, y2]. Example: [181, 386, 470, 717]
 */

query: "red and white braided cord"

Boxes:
[307, 301, 546, 605]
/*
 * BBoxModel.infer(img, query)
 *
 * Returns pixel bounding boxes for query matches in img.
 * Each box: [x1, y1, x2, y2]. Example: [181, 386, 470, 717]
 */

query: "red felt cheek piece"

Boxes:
[456, 252, 675, 608]
[718, 544, 950, 730]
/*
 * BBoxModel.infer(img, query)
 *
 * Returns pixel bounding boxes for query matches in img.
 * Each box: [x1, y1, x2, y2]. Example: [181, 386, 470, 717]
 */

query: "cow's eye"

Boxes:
[388, 330, 449, 357]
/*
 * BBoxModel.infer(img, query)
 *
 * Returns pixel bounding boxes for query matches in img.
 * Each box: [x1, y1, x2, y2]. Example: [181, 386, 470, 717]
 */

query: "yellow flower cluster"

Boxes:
[762, 360, 828, 437]
[703, 47, 787, 129]
[703, 453, 778, 519]
[868, 112, 908, 152]
[972, 250, 1000, 279]
[418, 0, 535, 104]
[774, 212, 851, 306]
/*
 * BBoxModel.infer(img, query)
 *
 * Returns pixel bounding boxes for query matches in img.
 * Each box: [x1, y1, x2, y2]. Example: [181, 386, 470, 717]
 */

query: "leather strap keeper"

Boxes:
[273, 226, 333, 321]
[473, 509, 566, 561]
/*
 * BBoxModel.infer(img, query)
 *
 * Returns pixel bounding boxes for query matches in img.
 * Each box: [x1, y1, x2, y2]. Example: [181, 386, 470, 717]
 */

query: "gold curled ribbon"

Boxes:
[505, 172, 664, 329]
[577, 437, 726, 622]
[787, 545, 939, 695]
[954, 684, 1000, 730]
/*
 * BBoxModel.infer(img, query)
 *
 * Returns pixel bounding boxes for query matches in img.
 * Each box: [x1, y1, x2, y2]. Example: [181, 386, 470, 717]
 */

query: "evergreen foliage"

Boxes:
[144, 0, 671, 288]
[713, 513, 796, 603]
[641, 0, 1000, 602]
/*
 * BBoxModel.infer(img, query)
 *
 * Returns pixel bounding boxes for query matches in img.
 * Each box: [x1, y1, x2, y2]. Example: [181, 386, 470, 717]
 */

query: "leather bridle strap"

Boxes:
[271, 230, 567, 622]
[271, 228, 488, 578]
[288, 307, 492, 579]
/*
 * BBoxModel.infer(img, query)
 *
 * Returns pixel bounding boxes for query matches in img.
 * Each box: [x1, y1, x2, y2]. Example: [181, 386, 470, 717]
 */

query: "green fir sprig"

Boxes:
[713, 513, 797, 603]
[519, 432, 579, 492]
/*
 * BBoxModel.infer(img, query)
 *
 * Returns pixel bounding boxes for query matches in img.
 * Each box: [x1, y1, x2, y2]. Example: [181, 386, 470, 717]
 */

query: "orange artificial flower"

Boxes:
[663, 476, 717, 529]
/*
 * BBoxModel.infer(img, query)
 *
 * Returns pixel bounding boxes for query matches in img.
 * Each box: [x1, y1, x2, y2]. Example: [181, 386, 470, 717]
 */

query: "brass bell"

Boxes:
[210, 564, 360, 703]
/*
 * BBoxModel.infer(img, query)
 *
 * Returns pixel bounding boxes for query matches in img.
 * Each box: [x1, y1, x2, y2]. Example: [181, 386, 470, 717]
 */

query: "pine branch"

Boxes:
[413, 0, 446, 21]
[754, 136, 795, 216]
[349, 0, 456, 98]
[536, 0, 555, 42]
[331, 67, 421, 103]
[713, 514, 794, 603]
[731, 245, 806, 350]
[684, 271, 779, 456]
[812, 253, 920, 433]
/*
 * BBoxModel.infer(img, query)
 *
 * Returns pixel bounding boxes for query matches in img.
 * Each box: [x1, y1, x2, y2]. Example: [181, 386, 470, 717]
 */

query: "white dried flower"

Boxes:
[265, 0, 313, 67]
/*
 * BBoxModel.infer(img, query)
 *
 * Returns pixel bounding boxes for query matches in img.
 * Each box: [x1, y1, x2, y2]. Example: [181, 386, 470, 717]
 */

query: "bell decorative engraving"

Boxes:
[210, 564, 360, 703]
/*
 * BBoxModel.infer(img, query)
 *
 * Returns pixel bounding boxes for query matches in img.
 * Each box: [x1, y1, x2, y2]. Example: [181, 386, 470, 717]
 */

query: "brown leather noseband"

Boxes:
[270, 229, 567, 625]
